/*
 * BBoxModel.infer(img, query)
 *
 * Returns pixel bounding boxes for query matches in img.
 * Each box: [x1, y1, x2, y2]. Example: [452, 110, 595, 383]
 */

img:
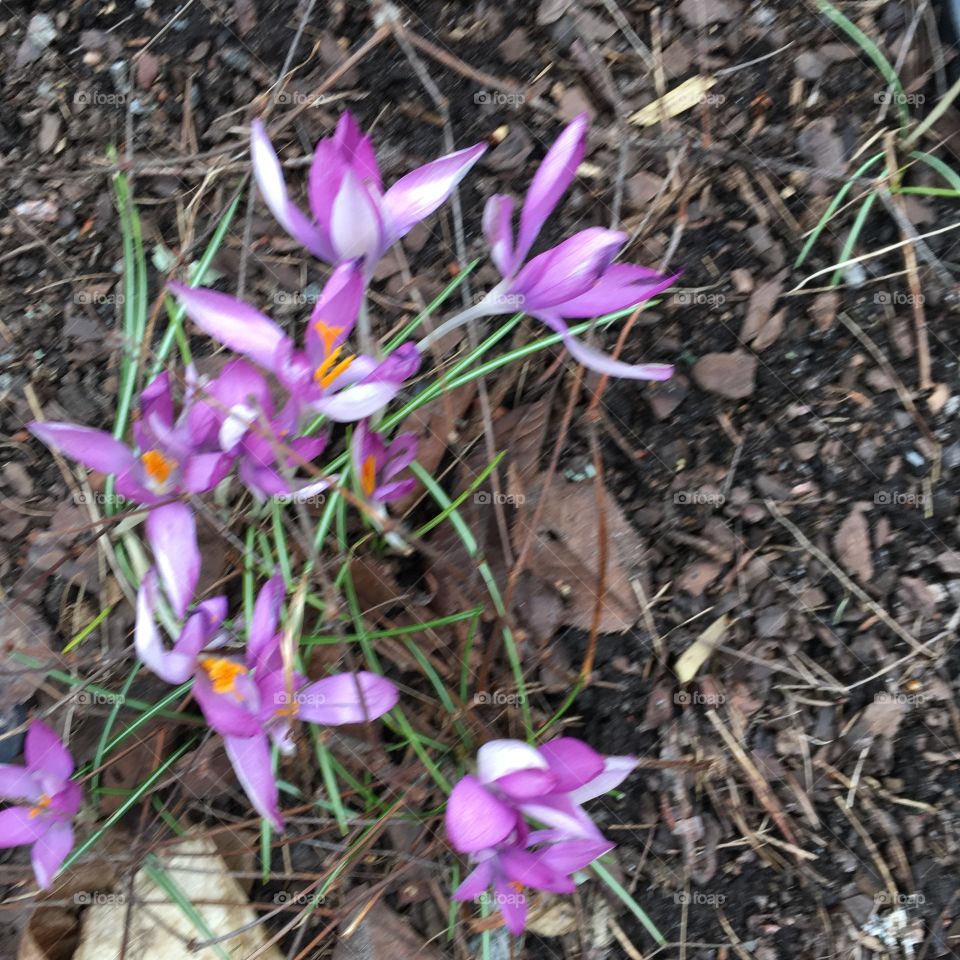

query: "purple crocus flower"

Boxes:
[0, 720, 82, 890]
[444, 737, 635, 933]
[446, 774, 613, 934]
[251, 112, 487, 273]
[29, 369, 234, 505]
[423, 115, 677, 380]
[204, 359, 329, 501]
[351, 420, 417, 513]
[169, 262, 420, 424]
[135, 510, 398, 827]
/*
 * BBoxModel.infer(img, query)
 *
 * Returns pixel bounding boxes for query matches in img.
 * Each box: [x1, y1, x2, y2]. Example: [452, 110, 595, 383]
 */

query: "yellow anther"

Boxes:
[200, 657, 248, 696]
[313, 346, 356, 389]
[361, 454, 377, 498]
[140, 449, 178, 488]
[29, 794, 52, 819]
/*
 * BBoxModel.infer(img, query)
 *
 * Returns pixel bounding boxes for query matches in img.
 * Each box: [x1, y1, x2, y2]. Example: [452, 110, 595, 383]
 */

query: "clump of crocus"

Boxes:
[29, 368, 234, 505]
[422, 114, 677, 380]
[445, 737, 636, 934]
[0, 720, 82, 890]
[170, 261, 420, 424]
[135, 502, 398, 826]
[251, 112, 487, 274]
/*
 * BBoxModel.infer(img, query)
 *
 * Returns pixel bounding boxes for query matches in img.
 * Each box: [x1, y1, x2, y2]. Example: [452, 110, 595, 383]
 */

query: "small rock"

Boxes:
[755, 606, 788, 638]
[38, 112, 61, 153]
[3, 462, 33, 498]
[136, 52, 161, 89]
[809, 290, 839, 332]
[792, 441, 818, 461]
[17, 13, 57, 66]
[676, 561, 722, 597]
[691, 350, 758, 399]
[679, 0, 739, 27]
[795, 51, 827, 79]
[647, 374, 689, 420]
[626, 171, 664, 208]
[537, 0, 571, 25]
[498, 27, 531, 63]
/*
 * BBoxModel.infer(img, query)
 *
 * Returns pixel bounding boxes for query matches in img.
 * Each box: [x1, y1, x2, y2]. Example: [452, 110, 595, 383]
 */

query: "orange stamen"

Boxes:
[313, 320, 344, 355]
[29, 794, 52, 819]
[361, 454, 377, 498]
[200, 657, 248, 696]
[508, 880, 524, 894]
[140, 449, 178, 487]
[313, 346, 356, 389]
[274, 701, 300, 720]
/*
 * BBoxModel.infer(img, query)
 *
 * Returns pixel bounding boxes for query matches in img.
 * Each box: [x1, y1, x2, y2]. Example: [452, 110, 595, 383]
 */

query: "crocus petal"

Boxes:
[512, 228, 625, 310]
[548, 265, 678, 318]
[495, 768, 558, 801]
[28, 422, 136, 477]
[483, 194, 517, 277]
[519, 795, 605, 842]
[382, 433, 418, 481]
[168, 282, 288, 371]
[536, 738, 605, 793]
[382, 142, 487, 240]
[329, 168, 384, 262]
[372, 477, 415, 503]
[445, 775, 518, 853]
[477, 739, 548, 786]
[0, 765, 40, 802]
[494, 879, 527, 935]
[452, 859, 495, 901]
[515, 114, 589, 266]
[193, 664, 262, 738]
[296, 672, 398, 725]
[305, 261, 363, 362]
[25, 720, 73, 781]
[561, 330, 673, 381]
[181, 451, 235, 493]
[247, 573, 284, 672]
[51, 781, 83, 818]
[250, 119, 332, 260]
[114, 469, 163, 505]
[569, 755, 638, 803]
[361, 342, 421, 386]
[333, 111, 383, 190]
[0, 807, 49, 847]
[224, 733, 283, 830]
[31, 821, 73, 890]
[313, 382, 402, 422]
[146, 502, 199, 620]
[536, 838, 613, 875]
[500, 846, 570, 892]
[135, 572, 195, 684]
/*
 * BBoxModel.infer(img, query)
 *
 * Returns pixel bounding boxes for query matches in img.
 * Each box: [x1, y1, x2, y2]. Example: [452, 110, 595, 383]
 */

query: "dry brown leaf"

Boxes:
[833, 508, 873, 582]
[740, 274, 785, 344]
[691, 350, 758, 399]
[333, 901, 443, 960]
[675, 614, 729, 684]
[629, 75, 718, 126]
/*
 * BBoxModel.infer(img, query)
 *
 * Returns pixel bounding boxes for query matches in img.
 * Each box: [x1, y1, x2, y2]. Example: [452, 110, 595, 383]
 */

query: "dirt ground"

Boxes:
[2, 0, 960, 958]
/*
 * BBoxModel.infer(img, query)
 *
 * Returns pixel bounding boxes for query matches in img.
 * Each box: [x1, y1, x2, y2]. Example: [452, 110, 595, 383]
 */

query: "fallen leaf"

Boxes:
[629, 75, 718, 127]
[333, 901, 443, 960]
[833, 508, 873, 582]
[676, 560, 722, 597]
[675, 615, 729, 684]
[740, 275, 785, 343]
[691, 350, 757, 399]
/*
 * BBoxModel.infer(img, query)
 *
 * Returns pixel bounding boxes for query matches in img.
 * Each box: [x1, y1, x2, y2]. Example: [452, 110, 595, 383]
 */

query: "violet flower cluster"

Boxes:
[16, 110, 674, 914]
[446, 738, 637, 934]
